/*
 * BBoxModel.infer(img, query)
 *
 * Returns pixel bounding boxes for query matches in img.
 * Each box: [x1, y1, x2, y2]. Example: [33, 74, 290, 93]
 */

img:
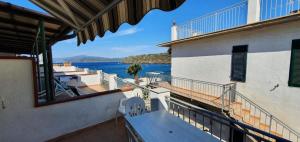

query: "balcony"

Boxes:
[172, 0, 300, 40]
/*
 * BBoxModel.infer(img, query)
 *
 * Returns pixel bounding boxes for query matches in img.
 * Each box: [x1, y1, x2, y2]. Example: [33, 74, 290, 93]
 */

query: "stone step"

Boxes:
[259, 123, 270, 131]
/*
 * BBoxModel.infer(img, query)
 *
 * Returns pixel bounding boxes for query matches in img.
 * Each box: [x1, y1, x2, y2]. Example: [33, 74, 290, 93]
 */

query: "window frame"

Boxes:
[230, 45, 248, 82]
[288, 39, 300, 87]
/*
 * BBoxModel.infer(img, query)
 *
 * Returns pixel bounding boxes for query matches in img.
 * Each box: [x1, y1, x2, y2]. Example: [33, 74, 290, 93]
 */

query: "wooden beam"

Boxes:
[0, 27, 54, 37]
[0, 1, 62, 25]
[0, 33, 35, 41]
[0, 38, 33, 44]
[0, 46, 31, 53]
[0, 42, 32, 47]
[0, 35, 34, 42]
[0, 17, 60, 33]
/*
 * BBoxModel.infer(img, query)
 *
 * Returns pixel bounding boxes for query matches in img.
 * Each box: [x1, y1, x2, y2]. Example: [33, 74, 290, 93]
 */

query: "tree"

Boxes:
[127, 64, 142, 84]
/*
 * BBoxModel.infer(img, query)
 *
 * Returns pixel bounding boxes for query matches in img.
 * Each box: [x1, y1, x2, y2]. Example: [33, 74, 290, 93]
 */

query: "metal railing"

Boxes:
[165, 96, 290, 142]
[226, 89, 300, 141]
[177, 0, 248, 39]
[260, 0, 300, 21]
[152, 75, 299, 141]
[152, 76, 236, 112]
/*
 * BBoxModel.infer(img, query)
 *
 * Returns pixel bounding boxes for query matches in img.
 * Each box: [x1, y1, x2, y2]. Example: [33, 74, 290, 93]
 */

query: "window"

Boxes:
[288, 39, 300, 87]
[231, 45, 248, 82]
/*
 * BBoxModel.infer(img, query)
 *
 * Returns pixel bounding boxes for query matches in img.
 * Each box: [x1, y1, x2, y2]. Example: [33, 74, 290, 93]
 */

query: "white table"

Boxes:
[125, 111, 219, 142]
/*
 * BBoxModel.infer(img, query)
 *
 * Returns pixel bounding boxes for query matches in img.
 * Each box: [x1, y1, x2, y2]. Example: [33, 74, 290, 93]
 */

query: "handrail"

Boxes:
[231, 89, 300, 138]
[153, 75, 299, 141]
[165, 96, 290, 142]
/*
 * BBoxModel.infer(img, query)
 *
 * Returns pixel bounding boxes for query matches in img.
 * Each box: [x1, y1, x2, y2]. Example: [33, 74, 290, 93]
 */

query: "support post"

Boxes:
[221, 86, 225, 113]
[109, 74, 118, 90]
[47, 46, 55, 100]
[247, 0, 261, 23]
[40, 20, 52, 101]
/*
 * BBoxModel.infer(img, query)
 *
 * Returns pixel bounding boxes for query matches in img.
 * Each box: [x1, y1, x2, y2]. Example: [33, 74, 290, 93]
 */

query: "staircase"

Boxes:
[154, 76, 300, 142]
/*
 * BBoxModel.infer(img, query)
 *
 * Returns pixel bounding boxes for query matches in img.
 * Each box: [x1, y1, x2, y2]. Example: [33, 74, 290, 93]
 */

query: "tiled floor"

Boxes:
[78, 85, 108, 94]
[48, 118, 128, 142]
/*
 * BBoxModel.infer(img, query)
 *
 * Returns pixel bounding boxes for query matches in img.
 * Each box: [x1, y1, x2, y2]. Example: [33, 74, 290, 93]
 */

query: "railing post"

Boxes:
[229, 86, 231, 109]
[269, 115, 273, 132]
[214, 13, 218, 31]
[190, 79, 193, 100]
[109, 74, 118, 90]
[222, 85, 225, 113]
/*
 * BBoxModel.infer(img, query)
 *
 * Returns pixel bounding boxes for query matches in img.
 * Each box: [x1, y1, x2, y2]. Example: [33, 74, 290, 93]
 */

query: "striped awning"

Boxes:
[30, 0, 186, 45]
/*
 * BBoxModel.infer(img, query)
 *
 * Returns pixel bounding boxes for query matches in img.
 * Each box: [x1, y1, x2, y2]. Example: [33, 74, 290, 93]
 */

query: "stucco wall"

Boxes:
[171, 20, 300, 132]
[0, 59, 131, 142]
[53, 66, 77, 72]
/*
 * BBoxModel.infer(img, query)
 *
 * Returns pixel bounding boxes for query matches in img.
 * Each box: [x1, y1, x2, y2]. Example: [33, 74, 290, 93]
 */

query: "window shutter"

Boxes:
[231, 45, 248, 82]
[289, 39, 300, 87]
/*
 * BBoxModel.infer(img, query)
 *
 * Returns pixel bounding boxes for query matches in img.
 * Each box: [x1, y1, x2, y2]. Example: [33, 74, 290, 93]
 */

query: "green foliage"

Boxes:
[127, 64, 142, 77]
[122, 53, 171, 64]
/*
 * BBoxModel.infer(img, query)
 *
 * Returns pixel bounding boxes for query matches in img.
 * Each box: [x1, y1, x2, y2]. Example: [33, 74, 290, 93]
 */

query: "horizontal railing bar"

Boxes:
[166, 96, 290, 142]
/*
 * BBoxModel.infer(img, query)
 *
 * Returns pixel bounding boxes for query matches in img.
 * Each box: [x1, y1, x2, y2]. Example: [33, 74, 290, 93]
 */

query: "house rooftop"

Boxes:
[159, 13, 300, 47]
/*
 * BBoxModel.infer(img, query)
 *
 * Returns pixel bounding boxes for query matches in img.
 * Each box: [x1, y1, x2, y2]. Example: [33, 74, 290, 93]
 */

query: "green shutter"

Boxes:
[231, 45, 248, 82]
[289, 39, 300, 87]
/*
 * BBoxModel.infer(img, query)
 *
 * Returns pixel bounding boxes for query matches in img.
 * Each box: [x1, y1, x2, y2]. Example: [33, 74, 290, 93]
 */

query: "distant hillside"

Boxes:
[122, 53, 170, 64]
[53, 55, 121, 63]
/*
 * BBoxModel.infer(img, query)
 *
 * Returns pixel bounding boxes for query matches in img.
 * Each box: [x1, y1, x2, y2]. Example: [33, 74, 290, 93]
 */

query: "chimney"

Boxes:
[171, 21, 178, 41]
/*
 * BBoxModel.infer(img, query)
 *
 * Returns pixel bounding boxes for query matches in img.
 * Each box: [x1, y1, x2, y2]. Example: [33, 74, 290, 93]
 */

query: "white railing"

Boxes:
[177, 0, 248, 39]
[260, 0, 300, 21]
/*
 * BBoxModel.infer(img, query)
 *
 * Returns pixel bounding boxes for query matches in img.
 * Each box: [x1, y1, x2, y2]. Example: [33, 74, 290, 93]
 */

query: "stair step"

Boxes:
[233, 114, 243, 121]
[244, 119, 255, 126]
[250, 115, 260, 121]
[259, 123, 270, 131]
[270, 130, 283, 137]
[242, 108, 251, 114]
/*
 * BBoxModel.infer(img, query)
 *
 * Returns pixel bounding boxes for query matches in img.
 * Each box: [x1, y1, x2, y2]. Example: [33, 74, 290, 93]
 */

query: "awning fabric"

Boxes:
[0, 2, 72, 54]
[30, 0, 186, 45]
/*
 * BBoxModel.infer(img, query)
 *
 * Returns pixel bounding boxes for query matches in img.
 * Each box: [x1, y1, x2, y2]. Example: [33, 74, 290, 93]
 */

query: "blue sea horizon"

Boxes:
[72, 62, 171, 79]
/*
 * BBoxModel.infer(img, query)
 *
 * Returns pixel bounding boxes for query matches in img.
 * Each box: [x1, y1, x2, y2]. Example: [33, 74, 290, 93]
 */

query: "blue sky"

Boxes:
[3, 0, 241, 58]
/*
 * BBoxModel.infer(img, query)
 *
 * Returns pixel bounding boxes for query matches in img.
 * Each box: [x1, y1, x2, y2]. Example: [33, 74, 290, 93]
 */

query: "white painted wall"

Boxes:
[0, 59, 132, 142]
[53, 66, 77, 72]
[77, 73, 101, 86]
[171, 20, 300, 132]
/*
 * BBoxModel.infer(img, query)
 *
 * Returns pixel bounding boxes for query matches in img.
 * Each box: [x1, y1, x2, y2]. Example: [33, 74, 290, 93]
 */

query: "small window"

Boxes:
[231, 45, 248, 82]
[288, 39, 300, 87]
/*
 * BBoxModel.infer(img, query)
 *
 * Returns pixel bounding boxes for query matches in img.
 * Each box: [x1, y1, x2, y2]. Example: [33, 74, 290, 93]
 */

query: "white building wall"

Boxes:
[171, 20, 300, 132]
[0, 59, 131, 142]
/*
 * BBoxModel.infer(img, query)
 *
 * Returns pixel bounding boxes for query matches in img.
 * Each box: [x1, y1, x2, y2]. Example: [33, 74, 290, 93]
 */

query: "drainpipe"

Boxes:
[247, 0, 261, 24]
[171, 21, 178, 41]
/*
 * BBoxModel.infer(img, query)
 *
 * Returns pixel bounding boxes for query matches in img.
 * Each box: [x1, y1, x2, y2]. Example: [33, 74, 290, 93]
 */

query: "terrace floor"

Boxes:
[78, 85, 108, 94]
[48, 118, 128, 142]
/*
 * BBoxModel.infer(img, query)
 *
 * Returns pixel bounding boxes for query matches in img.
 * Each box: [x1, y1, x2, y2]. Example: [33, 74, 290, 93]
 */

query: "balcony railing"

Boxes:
[260, 0, 300, 21]
[176, 0, 300, 40]
[150, 75, 300, 141]
[165, 96, 291, 142]
[177, 0, 248, 39]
